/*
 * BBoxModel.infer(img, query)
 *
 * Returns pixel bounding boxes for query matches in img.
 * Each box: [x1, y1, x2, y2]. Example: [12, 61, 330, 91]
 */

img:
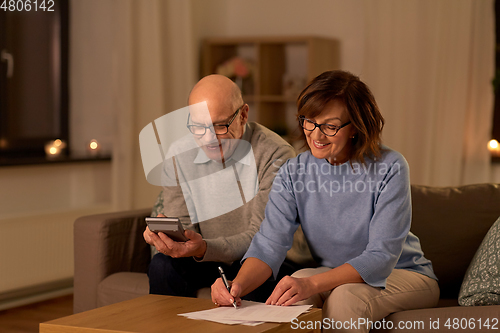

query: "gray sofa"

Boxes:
[74, 184, 500, 332]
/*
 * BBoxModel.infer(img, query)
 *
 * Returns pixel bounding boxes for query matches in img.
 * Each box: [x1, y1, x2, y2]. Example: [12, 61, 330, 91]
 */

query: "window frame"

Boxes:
[0, 0, 69, 159]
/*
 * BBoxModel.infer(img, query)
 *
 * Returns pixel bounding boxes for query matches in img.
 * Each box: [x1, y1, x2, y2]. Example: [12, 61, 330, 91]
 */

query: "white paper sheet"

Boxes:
[180, 314, 263, 326]
[178, 300, 312, 325]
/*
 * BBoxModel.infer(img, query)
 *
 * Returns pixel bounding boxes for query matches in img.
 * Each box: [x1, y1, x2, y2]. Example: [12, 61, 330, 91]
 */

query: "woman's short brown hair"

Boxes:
[297, 70, 385, 165]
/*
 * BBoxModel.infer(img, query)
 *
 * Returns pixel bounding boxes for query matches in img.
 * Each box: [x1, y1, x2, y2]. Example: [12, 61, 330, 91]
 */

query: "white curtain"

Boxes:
[362, 0, 495, 186]
[110, 0, 198, 210]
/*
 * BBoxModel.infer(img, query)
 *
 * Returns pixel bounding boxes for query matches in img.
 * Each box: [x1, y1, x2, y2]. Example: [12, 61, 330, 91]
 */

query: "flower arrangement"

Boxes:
[216, 56, 253, 79]
[216, 56, 254, 94]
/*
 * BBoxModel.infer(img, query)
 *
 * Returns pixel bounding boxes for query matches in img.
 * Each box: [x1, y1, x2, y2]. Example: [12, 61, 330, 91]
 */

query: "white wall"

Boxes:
[223, 0, 365, 74]
[0, 162, 112, 306]
[0, 163, 111, 218]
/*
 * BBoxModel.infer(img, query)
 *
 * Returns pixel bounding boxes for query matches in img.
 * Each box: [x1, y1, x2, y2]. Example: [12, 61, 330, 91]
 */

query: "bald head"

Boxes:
[188, 74, 243, 112]
[187, 74, 249, 161]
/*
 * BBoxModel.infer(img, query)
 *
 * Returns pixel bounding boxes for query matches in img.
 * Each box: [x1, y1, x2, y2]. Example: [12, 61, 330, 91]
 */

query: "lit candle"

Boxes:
[88, 139, 100, 156]
[488, 139, 500, 157]
[44, 139, 66, 158]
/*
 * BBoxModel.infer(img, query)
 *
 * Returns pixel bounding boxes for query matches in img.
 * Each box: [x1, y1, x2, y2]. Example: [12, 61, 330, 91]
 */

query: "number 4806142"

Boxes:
[1, 0, 55, 11]
[444, 318, 498, 330]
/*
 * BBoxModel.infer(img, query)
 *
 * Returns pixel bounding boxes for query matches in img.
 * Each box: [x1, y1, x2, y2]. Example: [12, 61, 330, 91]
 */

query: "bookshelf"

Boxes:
[201, 36, 340, 141]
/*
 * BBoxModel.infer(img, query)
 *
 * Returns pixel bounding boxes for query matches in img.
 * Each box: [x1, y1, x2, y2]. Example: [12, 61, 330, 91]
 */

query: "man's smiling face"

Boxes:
[188, 75, 248, 163]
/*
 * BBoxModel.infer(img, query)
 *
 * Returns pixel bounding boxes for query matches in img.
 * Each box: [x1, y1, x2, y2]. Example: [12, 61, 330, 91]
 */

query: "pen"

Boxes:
[218, 266, 237, 309]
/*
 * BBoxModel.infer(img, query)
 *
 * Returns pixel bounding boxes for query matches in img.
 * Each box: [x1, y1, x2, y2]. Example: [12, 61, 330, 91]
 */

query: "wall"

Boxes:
[0, 162, 112, 309]
[222, 0, 365, 73]
[492, 164, 500, 183]
[0, 163, 111, 216]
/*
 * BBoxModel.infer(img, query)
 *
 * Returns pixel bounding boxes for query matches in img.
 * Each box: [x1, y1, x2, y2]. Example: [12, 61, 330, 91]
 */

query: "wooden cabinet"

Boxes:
[201, 36, 339, 142]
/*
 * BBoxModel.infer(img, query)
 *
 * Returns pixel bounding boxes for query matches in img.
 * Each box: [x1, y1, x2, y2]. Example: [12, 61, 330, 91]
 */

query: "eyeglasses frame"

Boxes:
[187, 105, 243, 136]
[298, 115, 352, 137]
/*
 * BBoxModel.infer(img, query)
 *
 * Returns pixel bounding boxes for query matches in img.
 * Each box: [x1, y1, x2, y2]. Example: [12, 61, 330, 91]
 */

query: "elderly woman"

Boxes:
[211, 70, 439, 332]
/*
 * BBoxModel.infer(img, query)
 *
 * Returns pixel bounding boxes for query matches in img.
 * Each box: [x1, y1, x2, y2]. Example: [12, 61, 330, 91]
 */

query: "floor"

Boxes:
[0, 295, 73, 333]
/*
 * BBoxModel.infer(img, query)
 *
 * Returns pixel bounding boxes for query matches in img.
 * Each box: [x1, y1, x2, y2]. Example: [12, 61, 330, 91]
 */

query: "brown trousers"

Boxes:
[293, 267, 440, 333]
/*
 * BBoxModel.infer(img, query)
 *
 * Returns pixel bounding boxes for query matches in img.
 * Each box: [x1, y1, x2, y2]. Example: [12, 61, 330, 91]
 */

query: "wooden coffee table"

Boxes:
[40, 295, 322, 333]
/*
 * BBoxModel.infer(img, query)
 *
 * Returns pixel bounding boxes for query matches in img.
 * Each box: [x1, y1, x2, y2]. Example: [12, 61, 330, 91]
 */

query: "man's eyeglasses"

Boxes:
[187, 106, 243, 136]
[298, 116, 351, 137]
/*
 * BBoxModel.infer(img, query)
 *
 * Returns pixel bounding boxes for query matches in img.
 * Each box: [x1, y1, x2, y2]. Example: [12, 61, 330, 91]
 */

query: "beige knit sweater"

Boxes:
[161, 122, 296, 263]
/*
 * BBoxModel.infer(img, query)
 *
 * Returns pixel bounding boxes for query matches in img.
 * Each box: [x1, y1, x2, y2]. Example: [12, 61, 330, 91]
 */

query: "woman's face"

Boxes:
[304, 99, 357, 164]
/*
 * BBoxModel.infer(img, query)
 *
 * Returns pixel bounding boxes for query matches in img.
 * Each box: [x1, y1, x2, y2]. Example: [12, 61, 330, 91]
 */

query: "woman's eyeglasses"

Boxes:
[298, 116, 351, 137]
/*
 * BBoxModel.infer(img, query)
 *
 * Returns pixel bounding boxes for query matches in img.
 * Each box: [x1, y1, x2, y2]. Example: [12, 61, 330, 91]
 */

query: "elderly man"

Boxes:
[143, 74, 297, 301]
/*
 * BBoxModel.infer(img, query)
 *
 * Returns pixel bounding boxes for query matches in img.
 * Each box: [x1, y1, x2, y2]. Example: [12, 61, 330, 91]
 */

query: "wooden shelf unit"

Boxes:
[201, 36, 340, 139]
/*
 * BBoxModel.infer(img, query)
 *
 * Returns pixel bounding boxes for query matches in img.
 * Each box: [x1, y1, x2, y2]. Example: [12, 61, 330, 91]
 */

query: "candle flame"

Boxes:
[89, 140, 99, 150]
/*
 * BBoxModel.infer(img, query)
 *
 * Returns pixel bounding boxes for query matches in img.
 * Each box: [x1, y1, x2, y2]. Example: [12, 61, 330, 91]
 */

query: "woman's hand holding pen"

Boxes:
[211, 278, 242, 307]
[212, 274, 315, 307]
[211, 258, 274, 306]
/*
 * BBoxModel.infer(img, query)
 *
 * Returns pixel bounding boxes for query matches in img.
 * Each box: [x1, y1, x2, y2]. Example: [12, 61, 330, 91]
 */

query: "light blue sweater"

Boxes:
[243, 148, 437, 288]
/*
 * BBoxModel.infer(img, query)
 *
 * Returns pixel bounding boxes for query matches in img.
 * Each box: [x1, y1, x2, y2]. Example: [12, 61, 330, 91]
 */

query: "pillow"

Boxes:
[459, 216, 500, 306]
[149, 190, 164, 257]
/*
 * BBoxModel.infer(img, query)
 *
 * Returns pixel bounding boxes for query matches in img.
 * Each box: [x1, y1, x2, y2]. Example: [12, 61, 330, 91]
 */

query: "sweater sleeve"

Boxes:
[201, 143, 296, 263]
[161, 156, 200, 234]
[243, 161, 300, 279]
[346, 155, 412, 288]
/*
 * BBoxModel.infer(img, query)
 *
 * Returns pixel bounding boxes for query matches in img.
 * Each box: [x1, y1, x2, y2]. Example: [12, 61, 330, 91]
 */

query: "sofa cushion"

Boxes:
[458, 216, 500, 306]
[97, 272, 149, 307]
[410, 184, 500, 299]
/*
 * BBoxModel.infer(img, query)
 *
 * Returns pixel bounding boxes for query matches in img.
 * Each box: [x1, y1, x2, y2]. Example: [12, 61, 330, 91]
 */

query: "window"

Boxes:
[0, 0, 69, 159]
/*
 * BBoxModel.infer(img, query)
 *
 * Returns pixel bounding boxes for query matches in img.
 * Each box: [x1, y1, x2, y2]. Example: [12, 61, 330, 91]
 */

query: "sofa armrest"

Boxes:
[73, 208, 152, 313]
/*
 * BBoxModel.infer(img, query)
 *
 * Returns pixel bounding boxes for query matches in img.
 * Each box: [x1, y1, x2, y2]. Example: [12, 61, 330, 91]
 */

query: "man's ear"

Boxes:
[240, 104, 249, 125]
